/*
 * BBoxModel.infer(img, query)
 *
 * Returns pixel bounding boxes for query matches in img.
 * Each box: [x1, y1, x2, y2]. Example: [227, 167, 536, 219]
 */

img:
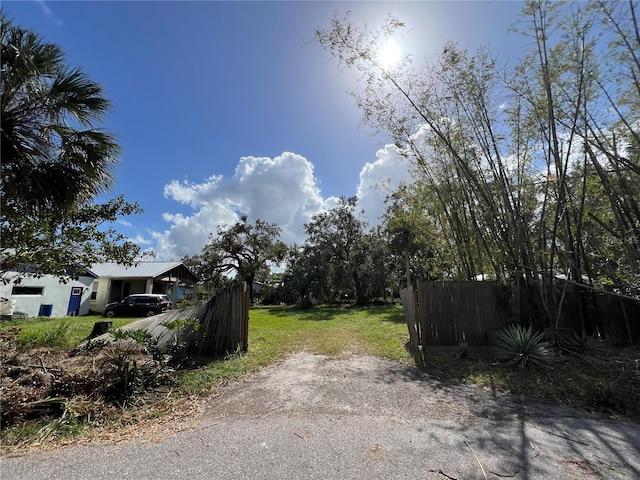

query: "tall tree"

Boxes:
[1, 13, 141, 282]
[281, 244, 327, 308]
[1, 13, 119, 210]
[303, 197, 373, 305]
[189, 215, 287, 303]
[315, 0, 640, 330]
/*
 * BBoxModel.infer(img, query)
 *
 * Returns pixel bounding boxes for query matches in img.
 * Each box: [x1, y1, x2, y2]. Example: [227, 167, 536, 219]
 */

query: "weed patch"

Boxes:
[2, 306, 639, 453]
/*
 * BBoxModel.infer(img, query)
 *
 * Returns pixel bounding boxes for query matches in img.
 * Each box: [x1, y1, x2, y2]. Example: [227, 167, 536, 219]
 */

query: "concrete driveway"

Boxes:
[2, 352, 639, 479]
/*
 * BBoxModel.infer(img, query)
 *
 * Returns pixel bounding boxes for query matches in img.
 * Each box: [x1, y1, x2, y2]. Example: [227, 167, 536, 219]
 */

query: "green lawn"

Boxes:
[3, 304, 638, 429]
[179, 304, 412, 394]
[2, 315, 139, 348]
[1, 305, 412, 397]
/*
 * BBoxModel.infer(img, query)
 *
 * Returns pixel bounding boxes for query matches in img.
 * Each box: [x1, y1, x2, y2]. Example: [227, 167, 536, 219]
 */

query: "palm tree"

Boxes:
[1, 13, 120, 212]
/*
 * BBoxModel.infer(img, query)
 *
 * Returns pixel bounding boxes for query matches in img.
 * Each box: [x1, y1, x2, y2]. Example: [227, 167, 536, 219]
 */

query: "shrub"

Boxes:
[18, 321, 71, 348]
[544, 328, 608, 357]
[494, 324, 555, 371]
[100, 329, 174, 406]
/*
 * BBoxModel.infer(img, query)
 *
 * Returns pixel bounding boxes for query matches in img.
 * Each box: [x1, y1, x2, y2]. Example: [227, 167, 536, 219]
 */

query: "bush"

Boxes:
[494, 324, 555, 371]
[544, 328, 608, 357]
[18, 321, 71, 348]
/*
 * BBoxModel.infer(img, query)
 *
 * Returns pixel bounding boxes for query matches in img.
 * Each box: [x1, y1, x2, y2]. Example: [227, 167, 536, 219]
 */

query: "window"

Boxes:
[91, 281, 99, 300]
[12, 286, 44, 296]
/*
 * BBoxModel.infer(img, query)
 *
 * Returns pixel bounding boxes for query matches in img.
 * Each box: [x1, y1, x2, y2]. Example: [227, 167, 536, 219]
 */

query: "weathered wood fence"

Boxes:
[197, 282, 249, 355]
[401, 280, 640, 347]
[89, 282, 249, 356]
[403, 280, 512, 346]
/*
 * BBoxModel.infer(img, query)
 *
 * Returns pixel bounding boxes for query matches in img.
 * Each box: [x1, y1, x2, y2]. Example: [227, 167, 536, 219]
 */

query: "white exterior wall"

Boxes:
[90, 279, 110, 314]
[90, 278, 151, 314]
[0, 273, 94, 318]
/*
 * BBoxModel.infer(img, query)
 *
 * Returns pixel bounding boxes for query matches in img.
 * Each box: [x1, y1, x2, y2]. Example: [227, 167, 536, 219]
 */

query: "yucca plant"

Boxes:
[544, 328, 608, 357]
[582, 335, 608, 356]
[494, 324, 555, 371]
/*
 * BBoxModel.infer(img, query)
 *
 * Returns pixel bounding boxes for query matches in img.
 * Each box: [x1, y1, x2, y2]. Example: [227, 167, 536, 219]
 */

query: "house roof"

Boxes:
[88, 262, 198, 282]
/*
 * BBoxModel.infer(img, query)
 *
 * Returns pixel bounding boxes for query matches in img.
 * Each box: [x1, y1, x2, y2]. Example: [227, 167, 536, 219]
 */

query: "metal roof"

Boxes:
[88, 262, 198, 282]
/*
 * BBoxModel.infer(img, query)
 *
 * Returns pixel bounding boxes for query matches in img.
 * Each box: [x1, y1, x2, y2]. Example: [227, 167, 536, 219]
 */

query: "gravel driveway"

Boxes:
[2, 352, 640, 479]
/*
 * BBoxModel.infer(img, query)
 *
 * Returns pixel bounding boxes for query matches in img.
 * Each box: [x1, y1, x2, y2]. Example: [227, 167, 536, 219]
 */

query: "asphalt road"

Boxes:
[2, 352, 639, 480]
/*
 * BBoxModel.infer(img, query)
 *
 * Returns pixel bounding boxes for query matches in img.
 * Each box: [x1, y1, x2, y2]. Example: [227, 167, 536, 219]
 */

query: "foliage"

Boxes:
[544, 328, 609, 357]
[160, 318, 201, 367]
[284, 197, 388, 306]
[101, 329, 170, 406]
[17, 320, 71, 348]
[280, 244, 325, 307]
[493, 324, 556, 371]
[1, 195, 142, 284]
[0, 14, 142, 283]
[3, 315, 135, 347]
[383, 183, 458, 284]
[1, 12, 119, 209]
[314, 1, 640, 333]
[184, 215, 287, 302]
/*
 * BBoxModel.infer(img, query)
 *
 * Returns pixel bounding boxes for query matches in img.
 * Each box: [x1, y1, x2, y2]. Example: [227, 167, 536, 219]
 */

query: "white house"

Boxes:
[87, 262, 199, 314]
[0, 268, 97, 318]
[0, 262, 199, 318]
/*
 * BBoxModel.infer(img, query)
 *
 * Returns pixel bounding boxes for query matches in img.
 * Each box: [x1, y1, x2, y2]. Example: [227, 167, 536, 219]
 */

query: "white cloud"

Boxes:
[152, 152, 329, 259]
[356, 144, 412, 225]
[152, 149, 413, 260]
[130, 234, 152, 245]
[36, 0, 63, 26]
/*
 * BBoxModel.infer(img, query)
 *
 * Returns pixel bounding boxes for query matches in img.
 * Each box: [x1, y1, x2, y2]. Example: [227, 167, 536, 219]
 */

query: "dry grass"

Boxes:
[2, 305, 639, 455]
[418, 343, 640, 423]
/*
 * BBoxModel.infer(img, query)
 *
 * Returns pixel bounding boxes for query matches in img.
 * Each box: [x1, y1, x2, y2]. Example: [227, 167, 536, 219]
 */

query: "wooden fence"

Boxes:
[89, 282, 250, 356]
[401, 279, 640, 347]
[402, 280, 512, 346]
[197, 282, 249, 355]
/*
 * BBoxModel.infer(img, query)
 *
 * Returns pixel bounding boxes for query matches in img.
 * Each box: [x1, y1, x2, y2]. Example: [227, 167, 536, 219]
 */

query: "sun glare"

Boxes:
[377, 38, 401, 70]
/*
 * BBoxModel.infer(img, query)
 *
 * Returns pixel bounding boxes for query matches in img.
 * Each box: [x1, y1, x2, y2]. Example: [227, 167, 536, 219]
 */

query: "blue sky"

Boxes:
[4, 1, 526, 260]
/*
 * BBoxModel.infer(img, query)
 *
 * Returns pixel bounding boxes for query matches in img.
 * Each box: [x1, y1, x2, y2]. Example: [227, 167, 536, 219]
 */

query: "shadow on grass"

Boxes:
[257, 305, 349, 321]
[405, 342, 640, 423]
[255, 304, 406, 323]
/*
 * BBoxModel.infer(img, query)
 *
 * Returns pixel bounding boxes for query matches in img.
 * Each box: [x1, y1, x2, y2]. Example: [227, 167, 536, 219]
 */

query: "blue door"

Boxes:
[67, 287, 82, 316]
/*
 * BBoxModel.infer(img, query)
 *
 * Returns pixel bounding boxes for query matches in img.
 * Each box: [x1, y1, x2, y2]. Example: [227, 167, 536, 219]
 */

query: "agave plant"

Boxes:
[494, 324, 555, 371]
[544, 328, 608, 357]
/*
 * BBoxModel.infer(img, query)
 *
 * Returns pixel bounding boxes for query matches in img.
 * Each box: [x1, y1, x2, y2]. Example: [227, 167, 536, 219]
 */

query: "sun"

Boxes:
[377, 38, 401, 70]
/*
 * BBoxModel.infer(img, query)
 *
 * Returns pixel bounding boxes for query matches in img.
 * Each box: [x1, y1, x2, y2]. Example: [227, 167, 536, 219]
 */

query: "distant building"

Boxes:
[0, 261, 199, 318]
[88, 262, 199, 314]
[0, 267, 97, 318]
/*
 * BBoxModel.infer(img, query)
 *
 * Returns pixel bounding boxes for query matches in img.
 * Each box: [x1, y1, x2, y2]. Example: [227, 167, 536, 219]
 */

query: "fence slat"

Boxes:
[415, 280, 511, 346]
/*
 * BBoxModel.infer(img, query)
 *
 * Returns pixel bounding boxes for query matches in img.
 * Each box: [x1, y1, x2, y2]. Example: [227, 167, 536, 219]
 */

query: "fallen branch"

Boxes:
[465, 441, 488, 480]
[428, 469, 458, 480]
[38, 355, 48, 374]
[526, 424, 590, 446]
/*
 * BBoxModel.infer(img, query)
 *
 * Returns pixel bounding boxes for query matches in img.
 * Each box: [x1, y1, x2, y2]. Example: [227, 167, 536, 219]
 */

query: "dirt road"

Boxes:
[2, 352, 639, 479]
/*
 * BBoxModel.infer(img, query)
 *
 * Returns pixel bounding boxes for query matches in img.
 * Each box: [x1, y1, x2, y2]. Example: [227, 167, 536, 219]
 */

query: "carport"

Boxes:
[88, 261, 199, 313]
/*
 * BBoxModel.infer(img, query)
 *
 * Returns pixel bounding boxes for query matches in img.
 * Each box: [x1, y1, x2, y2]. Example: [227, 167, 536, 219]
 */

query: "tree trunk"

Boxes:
[89, 321, 112, 338]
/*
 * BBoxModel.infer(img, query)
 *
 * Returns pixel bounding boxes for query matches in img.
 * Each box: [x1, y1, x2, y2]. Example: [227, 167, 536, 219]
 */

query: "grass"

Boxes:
[2, 304, 639, 451]
[2, 315, 137, 348]
[420, 343, 640, 421]
[178, 304, 411, 395]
